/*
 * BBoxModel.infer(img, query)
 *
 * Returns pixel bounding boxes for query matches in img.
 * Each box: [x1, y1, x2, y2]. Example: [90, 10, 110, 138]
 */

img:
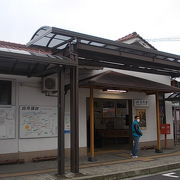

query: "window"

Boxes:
[0, 80, 12, 105]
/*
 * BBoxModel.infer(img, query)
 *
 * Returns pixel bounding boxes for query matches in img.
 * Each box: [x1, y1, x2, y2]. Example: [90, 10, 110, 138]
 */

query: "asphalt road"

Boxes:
[133, 169, 180, 180]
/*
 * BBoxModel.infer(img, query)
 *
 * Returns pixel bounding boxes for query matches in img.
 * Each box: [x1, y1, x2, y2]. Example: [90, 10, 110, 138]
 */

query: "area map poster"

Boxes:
[20, 106, 57, 138]
[0, 107, 15, 139]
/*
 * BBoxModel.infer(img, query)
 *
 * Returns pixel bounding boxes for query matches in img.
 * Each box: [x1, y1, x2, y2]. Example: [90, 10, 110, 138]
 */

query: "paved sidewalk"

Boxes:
[1, 146, 180, 179]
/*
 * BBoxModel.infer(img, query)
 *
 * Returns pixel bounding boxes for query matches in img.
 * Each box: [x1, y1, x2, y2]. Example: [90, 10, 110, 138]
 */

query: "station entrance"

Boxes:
[87, 98, 132, 151]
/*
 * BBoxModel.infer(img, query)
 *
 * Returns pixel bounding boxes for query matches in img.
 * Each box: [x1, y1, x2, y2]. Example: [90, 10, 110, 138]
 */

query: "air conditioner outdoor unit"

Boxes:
[42, 77, 58, 92]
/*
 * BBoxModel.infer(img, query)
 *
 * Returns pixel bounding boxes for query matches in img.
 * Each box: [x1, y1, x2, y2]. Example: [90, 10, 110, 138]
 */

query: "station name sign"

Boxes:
[134, 99, 148, 107]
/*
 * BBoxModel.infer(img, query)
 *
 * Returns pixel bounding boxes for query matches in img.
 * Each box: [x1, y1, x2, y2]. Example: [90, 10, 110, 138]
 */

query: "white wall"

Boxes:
[0, 69, 174, 155]
[138, 95, 157, 142]
[64, 88, 89, 148]
[0, 74, 90, 154]
[165, 101, 174, 140]
[0, 74, 59, 154]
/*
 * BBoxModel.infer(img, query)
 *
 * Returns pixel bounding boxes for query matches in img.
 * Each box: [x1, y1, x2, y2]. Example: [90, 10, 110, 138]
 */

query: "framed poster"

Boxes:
[136, 109, 146, 129]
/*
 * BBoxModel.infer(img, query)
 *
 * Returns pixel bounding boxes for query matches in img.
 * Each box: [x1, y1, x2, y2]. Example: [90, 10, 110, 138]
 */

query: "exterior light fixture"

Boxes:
[104, 89, 127, 93]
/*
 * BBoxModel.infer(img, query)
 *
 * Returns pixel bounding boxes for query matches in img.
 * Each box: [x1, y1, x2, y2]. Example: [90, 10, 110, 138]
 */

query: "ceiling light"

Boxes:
[104, 89, 127, 93]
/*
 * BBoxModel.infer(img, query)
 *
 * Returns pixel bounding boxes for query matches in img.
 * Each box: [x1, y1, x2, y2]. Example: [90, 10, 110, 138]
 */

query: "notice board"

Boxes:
[19, 106, 71, 138]
[20, 106, 57, 138]
[0, 107, 16, 139]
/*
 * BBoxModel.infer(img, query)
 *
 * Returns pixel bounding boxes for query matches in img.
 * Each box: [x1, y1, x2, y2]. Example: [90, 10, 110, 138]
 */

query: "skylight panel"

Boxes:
[48, 39, 64, 48]
[55, 35, 71, 41]
[33, 37, 51, 47]
[90, 42, 105, 47]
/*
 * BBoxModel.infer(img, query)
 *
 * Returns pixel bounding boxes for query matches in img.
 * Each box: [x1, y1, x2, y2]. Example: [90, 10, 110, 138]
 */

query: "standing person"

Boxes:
[131, 115, 143, 158]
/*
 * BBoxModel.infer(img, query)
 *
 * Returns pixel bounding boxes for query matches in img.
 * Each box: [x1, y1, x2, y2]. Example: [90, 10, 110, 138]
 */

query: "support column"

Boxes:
[128, 100, 133, 150]
[70, 66, 79, 173]
[88, 87, 95, 161]
[155, 92, 162, 153]
[57, 68, 65, 175]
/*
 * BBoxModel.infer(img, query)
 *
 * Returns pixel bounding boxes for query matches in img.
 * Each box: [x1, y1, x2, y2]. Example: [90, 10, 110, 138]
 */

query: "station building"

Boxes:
[0, 27, 180, 168]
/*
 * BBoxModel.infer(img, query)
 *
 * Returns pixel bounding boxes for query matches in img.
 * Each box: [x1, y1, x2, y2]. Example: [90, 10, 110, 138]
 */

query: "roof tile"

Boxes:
[117, 32, 157, 50]
[0, 40, 51, 54]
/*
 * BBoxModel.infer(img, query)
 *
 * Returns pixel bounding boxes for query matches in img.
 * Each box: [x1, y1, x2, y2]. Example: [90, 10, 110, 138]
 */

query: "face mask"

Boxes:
[137, 119, 140, 122]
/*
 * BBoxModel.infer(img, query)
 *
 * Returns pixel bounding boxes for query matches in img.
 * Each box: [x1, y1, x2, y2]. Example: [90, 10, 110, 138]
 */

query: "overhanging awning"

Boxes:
[166, 92, 180, 101]
[27, 26, 180, 77]
[79, 70, 180, 94]
[0, 46, 77, 77]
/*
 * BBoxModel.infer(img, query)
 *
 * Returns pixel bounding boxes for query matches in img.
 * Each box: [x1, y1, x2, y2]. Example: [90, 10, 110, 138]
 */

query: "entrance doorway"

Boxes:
[87, 98, 132, 151]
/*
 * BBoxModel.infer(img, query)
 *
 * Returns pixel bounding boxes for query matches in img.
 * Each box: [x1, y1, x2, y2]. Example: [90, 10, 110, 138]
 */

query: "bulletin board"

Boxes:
[19, 106, 71, 138]
[20, 106, 58, 138]
[0, 107, 16, 139]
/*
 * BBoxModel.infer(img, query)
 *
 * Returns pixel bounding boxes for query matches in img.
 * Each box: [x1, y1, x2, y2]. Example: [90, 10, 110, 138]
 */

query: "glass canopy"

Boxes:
[28, 26, 180, 62]
[27, 26, 180, 77]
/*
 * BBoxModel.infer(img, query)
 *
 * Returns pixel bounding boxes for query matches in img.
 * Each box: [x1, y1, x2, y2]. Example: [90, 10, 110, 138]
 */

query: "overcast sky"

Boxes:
[1, 0, 180, 55]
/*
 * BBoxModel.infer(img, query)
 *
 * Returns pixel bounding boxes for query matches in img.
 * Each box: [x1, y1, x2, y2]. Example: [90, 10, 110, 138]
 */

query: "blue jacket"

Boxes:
[132, 120, 142, 137]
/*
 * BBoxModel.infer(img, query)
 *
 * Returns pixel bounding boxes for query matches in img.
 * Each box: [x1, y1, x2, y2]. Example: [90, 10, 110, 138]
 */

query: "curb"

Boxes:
[68, 162, 180, 180]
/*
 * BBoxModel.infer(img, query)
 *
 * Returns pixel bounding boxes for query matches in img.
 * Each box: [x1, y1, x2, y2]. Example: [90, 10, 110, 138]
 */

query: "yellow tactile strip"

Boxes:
[1, 151, 180, 178]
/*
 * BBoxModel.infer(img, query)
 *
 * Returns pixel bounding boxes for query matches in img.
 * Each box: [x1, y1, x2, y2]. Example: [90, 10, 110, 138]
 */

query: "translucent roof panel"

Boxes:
[0, 47, 31, 55]
[80, 40, 90, 44]
[0, 46, 73, 64]
[55, 34, 71, 41]
[46, 33, 55, 38]
[90, 42, 105, 47]
[9, 49, 31, 55]
[33, 36, 51, 47]
[48, 39, 64, 48]
[105, 45, 119, 50]
[27, 26, 180, 71]
[0, 47, 9, 52]
[30, 26, 51, 41]
[57, 44, 68, 50]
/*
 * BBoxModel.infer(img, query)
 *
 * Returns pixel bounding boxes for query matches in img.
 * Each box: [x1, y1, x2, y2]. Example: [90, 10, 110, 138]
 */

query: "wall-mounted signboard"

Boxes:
[134, 99, 148, 107]
[20, 106, 71, 138]
[0, 107, 15, 139]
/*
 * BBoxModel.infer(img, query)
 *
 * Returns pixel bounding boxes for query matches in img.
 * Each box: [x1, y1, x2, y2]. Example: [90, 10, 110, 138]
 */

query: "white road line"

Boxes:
[162, 172, 179, 178]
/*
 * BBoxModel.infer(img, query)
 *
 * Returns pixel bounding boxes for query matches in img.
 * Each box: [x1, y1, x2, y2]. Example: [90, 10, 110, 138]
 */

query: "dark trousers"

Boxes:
[132, 136, 140, 156]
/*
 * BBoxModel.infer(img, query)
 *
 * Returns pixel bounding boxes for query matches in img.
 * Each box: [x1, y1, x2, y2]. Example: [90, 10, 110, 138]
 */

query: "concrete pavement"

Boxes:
[1, 146, 180, 179]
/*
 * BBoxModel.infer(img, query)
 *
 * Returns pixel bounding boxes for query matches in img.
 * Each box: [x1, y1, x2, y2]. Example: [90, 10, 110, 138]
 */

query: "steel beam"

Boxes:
[0, 50, 77, 66]
[78, 44, 180, 68]
[78, 59, 180, 77]
[70, 66, 79, 173]
[57, 67, 65, 175]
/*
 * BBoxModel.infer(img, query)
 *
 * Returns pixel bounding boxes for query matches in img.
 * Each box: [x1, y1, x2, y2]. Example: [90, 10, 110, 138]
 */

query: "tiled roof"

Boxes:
[117, 32, 138, 42]
[0, 40, 51, 54]
[118, 32, 157, 50]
